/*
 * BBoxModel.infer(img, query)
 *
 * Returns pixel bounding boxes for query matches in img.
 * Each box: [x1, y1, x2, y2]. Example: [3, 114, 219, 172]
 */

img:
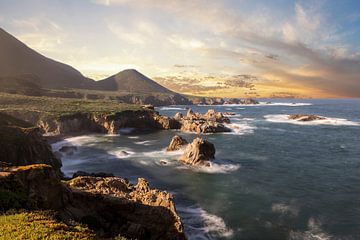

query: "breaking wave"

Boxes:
[224, 122, 257, 135]
[178, 205, 234, 240]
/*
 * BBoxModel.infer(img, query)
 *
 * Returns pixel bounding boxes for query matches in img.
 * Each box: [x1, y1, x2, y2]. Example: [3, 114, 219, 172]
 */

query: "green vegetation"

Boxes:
[0, 92, 144, 121]
[0, 211, 96, 240]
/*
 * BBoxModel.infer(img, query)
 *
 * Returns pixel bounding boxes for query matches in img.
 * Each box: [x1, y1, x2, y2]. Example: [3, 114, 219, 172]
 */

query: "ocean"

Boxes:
[52, 99, 360, 240]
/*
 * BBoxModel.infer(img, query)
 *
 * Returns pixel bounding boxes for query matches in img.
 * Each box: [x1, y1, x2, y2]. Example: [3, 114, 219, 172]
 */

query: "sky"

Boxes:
[0, 0, 359, 98]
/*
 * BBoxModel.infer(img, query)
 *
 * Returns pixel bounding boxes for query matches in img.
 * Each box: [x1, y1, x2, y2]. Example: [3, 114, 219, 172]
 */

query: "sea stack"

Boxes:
[179, 137, 215, 166]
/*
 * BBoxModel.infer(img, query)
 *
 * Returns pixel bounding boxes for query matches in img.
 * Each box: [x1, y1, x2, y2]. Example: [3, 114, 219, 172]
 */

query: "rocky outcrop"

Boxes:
[288, 114, 325, 121]
[0, 113, 62, 174]
[67, 176, 185, 239]
[167, 135, 188, 151]
[175, 109, 231, 134]
[191, 97, 259, 105]
[0, 164, 186, 240]
[36, 110, 181, 135]
[180, 137, 215, 166]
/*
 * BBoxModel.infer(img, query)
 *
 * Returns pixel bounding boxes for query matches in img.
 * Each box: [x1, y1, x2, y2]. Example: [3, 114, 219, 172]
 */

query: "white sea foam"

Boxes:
[127, 136, 139, 139]
[134, 140, 157, 146]
[159, 107, 187, 111]
[264, 114, 360, 126]
[289, 218, 332, 240]
[224, 122, 256, 135]
[271, 203, 299, 217]
[109, 148, 136, 159]
[205, 102, 312, 107]
[51, 135, 99, 151]
[176, 161, 240, 174]
[178, 206, 234, 239]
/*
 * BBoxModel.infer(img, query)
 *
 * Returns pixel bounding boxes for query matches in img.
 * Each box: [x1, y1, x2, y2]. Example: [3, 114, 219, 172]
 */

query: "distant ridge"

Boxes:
[96, 69, 173, 94]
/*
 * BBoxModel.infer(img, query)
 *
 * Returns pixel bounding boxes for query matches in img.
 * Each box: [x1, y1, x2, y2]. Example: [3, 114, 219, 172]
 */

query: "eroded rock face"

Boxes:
[180, 137, 215, 166]
[0, 164, 186, 240]
[0, 124, 62, 174]
[67, 176, 186, 240]
[37, 110, 181, 135]
[288, 114, 325, 121]
[167, 135, 188, 151]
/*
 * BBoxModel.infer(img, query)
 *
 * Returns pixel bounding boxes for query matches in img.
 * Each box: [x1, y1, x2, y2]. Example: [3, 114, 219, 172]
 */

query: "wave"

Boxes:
[51, 135, 100, 151]
[176, 160, 240, 174]
[289, 218, 332, 240]
[178, 205, 234, 240]
[109, 148, 136, 159]
[224, 122, 256, 135]
[127, 136, 139, 139]
[134, 140, 157, 146]
[264, 114, 360, 126]
[159, 107, 187, 111]
[205, 102, 312, 107]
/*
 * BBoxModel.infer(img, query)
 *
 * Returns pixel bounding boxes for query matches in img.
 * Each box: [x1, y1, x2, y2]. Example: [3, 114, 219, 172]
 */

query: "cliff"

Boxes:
[0, 164, 186, 239]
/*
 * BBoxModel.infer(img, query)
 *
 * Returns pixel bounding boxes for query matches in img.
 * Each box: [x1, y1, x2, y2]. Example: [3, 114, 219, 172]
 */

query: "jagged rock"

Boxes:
[167, 135, 188, 151]
[186, 108, 195, 119]
[72, 171, 115, 178]
[174, 112, 183, 121]
[0, 164, 186, 240]
[288, 114, 325, 121]
[180, 137, 215, 166]
[59, 146, 78, 155]
[67, 176, 186, 240]
[203, 109, 230, 123]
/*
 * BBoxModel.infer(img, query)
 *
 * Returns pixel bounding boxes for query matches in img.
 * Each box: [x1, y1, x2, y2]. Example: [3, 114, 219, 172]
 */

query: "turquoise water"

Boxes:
[54, 99, 360, 240]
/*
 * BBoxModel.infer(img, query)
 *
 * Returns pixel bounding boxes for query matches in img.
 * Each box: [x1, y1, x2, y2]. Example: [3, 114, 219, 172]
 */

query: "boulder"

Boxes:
[180, 138, 215, 166]
[288, 114, 325, 121]
[167, 135, 188, 151]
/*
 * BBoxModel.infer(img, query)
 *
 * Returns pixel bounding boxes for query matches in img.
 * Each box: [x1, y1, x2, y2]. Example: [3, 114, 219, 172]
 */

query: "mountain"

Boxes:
[96, 69, 173, 94]
[0, 28, 94, 89]
[0, 28, 191, 105]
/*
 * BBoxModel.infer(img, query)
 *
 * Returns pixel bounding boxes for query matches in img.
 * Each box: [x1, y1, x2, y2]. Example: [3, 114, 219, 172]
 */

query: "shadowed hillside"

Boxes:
[96, 69, 173, 94]
[0, 28, 95, 89]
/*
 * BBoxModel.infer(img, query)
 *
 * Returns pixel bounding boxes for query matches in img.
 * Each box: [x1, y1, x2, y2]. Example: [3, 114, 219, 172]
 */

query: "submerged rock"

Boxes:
[180, 137, 215, 166]
[223, 112, 236, 116]
[59, 145, 78, 155]
[288, 114, 325, 122]
[167, 135, 188, 151]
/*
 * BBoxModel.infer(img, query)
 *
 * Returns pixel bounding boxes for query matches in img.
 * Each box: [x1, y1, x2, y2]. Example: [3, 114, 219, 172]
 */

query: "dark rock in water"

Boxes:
[167, 135, 188, 151]
[59, 145, 78, 155]
[160, 160, 168, 165]
[118, 150, 130, 156]
[180, 137, 215, 166]
[288, 114, 325, 122]
[72, 171, 115, 178]
[223, 112, 236, 116]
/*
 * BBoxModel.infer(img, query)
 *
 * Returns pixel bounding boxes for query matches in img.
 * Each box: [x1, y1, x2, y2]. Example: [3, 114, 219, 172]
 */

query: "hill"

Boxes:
[96, 69, 173, 94]
[0, 27, 93, 89]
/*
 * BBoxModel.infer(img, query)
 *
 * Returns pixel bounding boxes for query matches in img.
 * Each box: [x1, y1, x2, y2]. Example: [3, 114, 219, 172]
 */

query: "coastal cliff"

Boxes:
[0, 113, 186, 239]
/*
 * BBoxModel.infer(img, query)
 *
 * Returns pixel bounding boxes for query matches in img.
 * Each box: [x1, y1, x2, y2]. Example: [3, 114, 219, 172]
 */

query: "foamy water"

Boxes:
[178, 206, 234, 240]
[264, 114, 359, 126]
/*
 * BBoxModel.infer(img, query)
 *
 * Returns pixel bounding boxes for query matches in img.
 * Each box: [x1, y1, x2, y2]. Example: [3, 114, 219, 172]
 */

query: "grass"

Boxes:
[0, 211, 96, 240]
[0, 92, 144, 121]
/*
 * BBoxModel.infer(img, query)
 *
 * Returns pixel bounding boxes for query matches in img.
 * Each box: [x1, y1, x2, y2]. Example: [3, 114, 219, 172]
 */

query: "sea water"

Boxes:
[53, 99, 360, 240]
